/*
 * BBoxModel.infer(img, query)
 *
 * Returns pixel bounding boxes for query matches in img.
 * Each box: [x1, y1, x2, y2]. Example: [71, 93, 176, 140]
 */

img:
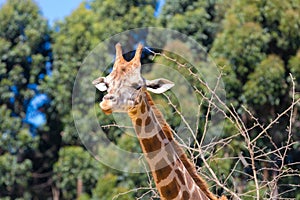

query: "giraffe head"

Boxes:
[93, 43, 174, 114]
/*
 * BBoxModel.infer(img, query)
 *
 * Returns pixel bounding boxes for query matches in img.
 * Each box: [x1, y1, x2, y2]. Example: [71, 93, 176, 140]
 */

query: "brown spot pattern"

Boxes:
[141, 135, 161, 153]
[160, 177, 179, 199]
[163, 142, 177, 165]
[134, 118, 142, 133]
[182, 191, 190, 199]
[141, 100, 146, 114]
[145, 116, 151, 126]
[136, 118, 142, 126]
[158, 130, 167, 140]
[154, 158, 172, 183]
[175, 169, 185, 186]
[144, 117, 154, 133]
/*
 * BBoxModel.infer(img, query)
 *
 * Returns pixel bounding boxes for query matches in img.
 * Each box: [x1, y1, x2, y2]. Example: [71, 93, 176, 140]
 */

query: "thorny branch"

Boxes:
[108, 49, 300, 199]
[144, 49, 300, 199]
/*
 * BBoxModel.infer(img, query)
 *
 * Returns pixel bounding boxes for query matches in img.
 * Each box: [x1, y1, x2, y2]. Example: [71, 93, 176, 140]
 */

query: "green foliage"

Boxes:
[0, 0, 55, 197]
[78, 193, 91, 200]
[91, 0, 156, 35]
[53, 146, 101, 199]
[0, 0, 49, 89]
[211, 0, 300, 198]
[92, 173, 133, 200]
[117, 132, 141, 153]
[242, 180, 267, 200]
[0, 0, 46, 40]
[0, 0, 50, 126]
[160, 0, 228, 49]
[40, 3, 98, 144]
[210, 0, 299, 110]
[0, 105, 39, 155]
[161, 3, 210, 42]
[262, 0, 300, 51]
[0, 105, 21, 135]
[289, 50, 300, 92]
[0, 153, 32, 195]
[212, 22, 269, 77]
[211, 1, 271, 106]
[243, 55, 287, 107]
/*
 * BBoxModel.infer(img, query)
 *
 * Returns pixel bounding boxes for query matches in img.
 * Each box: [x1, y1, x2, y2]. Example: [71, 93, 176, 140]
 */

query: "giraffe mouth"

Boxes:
[99, 101, 113, 115]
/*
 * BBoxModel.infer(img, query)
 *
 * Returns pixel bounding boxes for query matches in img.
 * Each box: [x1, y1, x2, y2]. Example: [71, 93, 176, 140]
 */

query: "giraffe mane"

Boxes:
[144, 91, 219, 200]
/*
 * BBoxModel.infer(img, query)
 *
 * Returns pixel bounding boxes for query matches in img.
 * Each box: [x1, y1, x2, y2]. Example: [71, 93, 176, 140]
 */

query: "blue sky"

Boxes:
[0, 0, 164, 25]
[0, 0, 83, 24]
[36, 0, 84, 24]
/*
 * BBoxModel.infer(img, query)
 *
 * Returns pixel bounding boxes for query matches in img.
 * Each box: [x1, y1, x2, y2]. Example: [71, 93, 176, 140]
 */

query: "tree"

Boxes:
[91, 0, 156, 35]
[0, 153, 32, 198]
[42, 0, 157, 144]
[41, 0, 159, 198]
[159, 0, 230, 50]
[41, 3, 99, 144]
[0, 0, 56, 197]
[211, 0, 300, 198]
[53, 146, 100, 199]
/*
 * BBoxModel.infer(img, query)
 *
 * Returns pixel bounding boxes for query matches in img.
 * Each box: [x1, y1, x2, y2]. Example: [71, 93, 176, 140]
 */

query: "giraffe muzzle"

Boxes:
[99, 100, 113, 115]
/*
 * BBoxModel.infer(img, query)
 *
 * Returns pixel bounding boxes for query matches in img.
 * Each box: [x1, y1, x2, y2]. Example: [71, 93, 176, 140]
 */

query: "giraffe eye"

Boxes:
[132, 83, 141, 90]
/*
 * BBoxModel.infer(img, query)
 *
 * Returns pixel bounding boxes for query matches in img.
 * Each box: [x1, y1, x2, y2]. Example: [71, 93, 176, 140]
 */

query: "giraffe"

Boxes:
[93, 43, 227, 200]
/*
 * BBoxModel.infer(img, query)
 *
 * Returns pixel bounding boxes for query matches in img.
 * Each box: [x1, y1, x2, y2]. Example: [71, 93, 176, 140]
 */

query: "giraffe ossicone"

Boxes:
[93, 43, 227, 200]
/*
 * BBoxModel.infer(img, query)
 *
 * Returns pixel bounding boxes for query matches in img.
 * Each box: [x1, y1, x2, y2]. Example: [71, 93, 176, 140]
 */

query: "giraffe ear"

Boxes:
[146, 78, 174, 94]
[92, 77, 107, 91]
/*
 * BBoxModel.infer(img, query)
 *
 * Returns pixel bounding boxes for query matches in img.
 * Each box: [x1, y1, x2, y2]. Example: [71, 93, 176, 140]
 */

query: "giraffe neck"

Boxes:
[128, 91, 218, 200]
